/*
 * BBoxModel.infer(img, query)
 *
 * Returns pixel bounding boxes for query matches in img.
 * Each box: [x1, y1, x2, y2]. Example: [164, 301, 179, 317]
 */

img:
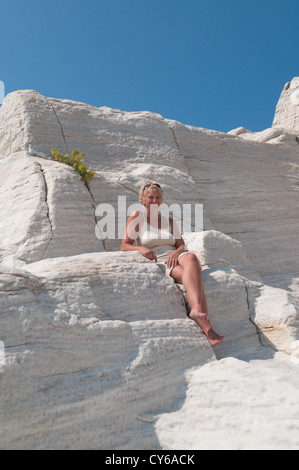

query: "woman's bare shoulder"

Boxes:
[127, 209, 146, 222]
[129, 209, 140, 218]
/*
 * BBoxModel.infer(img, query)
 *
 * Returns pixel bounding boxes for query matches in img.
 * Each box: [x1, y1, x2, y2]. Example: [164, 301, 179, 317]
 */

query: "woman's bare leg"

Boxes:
[171, 254, 225, 346]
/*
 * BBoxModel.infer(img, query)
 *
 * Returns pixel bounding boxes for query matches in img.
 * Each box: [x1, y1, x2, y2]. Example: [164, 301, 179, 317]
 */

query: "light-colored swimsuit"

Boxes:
[136, 210, 189, 276]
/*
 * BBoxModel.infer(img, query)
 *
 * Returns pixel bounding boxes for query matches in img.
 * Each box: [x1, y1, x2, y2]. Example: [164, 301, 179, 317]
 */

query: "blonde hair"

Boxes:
[138, 180, 163, 203]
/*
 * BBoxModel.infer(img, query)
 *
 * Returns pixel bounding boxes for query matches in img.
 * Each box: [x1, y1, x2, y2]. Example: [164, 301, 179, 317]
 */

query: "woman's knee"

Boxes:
[180, 252, 200, 267]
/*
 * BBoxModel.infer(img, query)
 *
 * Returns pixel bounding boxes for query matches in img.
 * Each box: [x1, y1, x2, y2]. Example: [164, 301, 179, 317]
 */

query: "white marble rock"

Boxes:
[0, 80, 299, 449]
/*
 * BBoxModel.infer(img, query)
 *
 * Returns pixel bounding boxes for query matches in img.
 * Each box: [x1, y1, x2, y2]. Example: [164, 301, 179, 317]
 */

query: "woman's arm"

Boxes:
[121, 211, 141, 251]
[170, 217, 187, 251]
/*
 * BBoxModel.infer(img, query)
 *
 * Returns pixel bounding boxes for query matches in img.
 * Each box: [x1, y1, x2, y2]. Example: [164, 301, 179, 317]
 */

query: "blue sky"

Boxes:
[0, 0, 298, 132]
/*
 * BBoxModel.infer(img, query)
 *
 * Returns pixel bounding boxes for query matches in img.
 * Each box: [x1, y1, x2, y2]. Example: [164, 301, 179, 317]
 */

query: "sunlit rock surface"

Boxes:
[0, 80, 298, 449]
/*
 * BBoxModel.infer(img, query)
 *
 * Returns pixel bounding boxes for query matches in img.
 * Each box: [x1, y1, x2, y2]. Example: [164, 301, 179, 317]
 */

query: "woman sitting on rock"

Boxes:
[121, 181, 225, 347]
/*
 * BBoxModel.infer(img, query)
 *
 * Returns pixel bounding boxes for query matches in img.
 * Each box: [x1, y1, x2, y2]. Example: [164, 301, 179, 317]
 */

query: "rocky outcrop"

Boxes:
[272, 77, 299, 135]
[0, 82, 299, 450]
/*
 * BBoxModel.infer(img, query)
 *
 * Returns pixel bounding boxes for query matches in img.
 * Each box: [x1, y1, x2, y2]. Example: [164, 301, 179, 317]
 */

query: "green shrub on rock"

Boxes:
[51, 148, 95, 186]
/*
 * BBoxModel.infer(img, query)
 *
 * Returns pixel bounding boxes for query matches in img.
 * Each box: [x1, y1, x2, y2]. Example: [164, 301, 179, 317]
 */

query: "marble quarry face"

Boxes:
[0, 79, 298, 450]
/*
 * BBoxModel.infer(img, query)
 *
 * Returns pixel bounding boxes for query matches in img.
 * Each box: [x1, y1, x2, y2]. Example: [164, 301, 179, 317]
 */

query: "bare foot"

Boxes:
[189, 311, 225, 346]
[203, 328, 225, 346]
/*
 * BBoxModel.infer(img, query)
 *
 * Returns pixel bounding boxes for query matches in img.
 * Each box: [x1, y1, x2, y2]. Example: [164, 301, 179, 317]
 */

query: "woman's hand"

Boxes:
[138, 246, 157, 262]
[166, 251, 179, 269]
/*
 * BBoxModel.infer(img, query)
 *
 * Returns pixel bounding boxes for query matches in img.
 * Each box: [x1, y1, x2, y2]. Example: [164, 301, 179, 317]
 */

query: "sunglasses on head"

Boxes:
[143, 183, 161, 193]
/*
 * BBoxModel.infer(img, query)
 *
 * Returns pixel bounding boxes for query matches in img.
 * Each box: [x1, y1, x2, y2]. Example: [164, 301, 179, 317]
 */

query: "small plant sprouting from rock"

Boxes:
[51, 148, 95, 187]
